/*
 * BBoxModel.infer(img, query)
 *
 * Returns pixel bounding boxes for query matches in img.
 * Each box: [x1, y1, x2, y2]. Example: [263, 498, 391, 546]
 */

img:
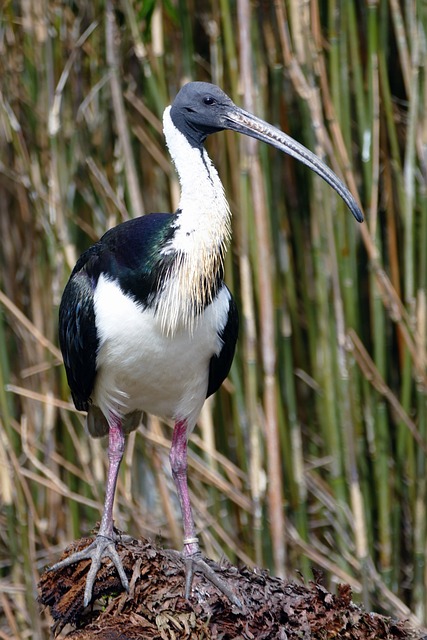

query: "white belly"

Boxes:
[92, 275, 230, 428]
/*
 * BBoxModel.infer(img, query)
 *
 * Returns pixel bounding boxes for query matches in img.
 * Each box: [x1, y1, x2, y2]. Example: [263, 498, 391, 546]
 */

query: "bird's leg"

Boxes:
[169, 419, 242, 608]
[170, 420, 199, 555]
[49, 413, 130, 606]
[98, 414, 125, 537]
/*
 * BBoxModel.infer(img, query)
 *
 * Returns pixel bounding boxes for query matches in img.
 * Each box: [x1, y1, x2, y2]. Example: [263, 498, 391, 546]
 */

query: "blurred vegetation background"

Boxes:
[0, 0, 426, 636]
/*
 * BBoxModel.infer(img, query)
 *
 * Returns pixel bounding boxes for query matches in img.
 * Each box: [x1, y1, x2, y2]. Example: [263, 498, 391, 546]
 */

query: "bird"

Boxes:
[50, 82, 363, 608]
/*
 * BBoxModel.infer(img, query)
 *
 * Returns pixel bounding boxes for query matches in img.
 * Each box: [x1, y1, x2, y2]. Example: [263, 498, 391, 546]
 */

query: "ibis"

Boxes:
[51, 82, 363, 607]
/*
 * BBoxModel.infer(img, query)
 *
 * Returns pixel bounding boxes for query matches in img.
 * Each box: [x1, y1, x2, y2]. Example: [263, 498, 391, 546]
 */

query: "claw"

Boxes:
[183, 551, 243, 609]
[49, 534, 129, 607]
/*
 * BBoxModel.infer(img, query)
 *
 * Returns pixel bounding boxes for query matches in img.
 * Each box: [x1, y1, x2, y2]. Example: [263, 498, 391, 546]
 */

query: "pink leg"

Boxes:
[50, 413, 129, 606]
[169, 420, 199, 556]
[98, 414, 125, 537]
[169, 419, 242, 607]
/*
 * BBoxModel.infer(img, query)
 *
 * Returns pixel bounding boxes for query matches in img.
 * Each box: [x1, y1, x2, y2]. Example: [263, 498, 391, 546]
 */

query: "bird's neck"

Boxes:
[158, 108, 231, 334]
[163, 107, 231, 249]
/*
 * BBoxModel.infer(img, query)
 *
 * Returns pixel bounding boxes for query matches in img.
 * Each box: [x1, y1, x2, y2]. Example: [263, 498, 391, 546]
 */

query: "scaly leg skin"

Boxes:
[49, 414, 130, 607]
[169, 420, 242, 609]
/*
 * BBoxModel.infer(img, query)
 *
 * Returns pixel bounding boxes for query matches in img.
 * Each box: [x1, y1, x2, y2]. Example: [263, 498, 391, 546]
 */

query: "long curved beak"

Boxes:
[221, 106, 363, 223]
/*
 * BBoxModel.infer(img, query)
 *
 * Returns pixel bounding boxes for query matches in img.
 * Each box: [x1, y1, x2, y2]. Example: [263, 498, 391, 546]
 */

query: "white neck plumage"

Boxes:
[157, 107, 231, 335]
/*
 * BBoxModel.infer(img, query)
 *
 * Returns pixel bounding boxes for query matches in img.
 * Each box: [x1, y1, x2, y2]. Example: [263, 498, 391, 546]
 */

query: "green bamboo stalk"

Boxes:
[311, 188, 348, 514]
[177, 0, 194, 80]
[0, 309, 17, 583]
[280, 323, 310, 578]
[366, 0, 393, 588]
[411, 4, 427, 617]
[239, 174, 265, 567]
[219, 0, 239, 94]
[397, 0, 420, 597]
[413, 384, 426, 620]
[347, 2, 369, 189]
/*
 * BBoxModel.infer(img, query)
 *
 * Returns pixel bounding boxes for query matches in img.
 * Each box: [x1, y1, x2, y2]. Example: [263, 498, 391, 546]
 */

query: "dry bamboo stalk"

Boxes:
[105, 0, 145, 218]
[237, 0, 286, 579]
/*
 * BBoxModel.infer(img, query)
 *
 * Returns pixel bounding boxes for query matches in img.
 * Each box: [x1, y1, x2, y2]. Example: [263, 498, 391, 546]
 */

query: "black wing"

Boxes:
[206, 288, 239, 398]
[59, 252, 100, 411]
[59, 214, 176, 411]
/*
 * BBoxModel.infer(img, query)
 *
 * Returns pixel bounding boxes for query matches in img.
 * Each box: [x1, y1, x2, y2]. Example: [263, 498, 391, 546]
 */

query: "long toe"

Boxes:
[184, 552, 242, 609]
[49, 534, 130, 607]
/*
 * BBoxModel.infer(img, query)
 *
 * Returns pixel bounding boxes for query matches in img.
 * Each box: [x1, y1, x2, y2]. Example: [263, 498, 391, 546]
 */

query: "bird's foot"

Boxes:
[49, 533, 130, 607]
[177, 541, 242, 609]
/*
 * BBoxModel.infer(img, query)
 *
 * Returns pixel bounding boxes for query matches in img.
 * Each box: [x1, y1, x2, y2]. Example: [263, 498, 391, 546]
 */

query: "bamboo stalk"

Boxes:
[105, 0, 145, 218]
[237, 0, 285, 578]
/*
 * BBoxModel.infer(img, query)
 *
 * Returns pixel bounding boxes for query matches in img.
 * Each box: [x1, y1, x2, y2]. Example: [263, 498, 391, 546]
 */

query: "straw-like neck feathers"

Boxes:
[156, 107, 231, 334]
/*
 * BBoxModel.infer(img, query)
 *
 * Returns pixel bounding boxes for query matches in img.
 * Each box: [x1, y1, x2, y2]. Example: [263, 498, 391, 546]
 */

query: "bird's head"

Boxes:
[169, 82, 363, 223]
[169, 82, 236, 144]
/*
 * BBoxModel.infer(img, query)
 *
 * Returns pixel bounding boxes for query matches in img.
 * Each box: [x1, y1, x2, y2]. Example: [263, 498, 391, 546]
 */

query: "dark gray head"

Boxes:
[170, 82, 235, 146]
[169, 82, 363, 223]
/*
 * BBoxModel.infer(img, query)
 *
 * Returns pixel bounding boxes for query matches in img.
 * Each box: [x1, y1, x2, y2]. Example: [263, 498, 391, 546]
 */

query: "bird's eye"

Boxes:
[203, 96, 216, 105]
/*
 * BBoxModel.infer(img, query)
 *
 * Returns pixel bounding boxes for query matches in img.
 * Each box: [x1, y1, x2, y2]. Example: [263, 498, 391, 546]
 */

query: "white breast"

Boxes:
[92, 274, 231, 430]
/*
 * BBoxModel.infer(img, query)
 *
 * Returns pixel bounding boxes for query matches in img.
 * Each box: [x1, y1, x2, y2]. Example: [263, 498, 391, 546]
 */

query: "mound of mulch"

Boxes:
[39, 535, 425, 639]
